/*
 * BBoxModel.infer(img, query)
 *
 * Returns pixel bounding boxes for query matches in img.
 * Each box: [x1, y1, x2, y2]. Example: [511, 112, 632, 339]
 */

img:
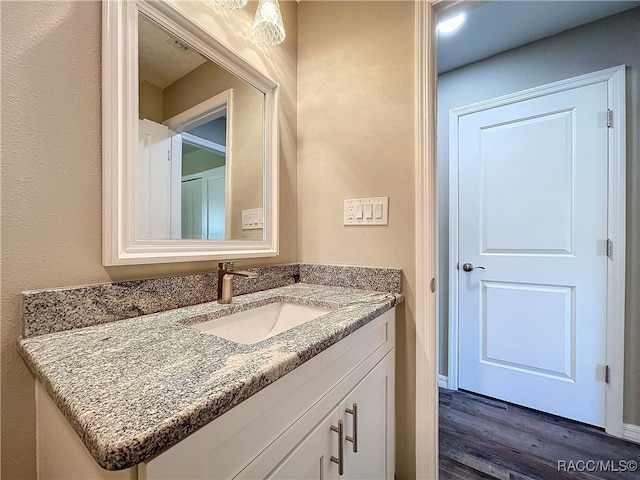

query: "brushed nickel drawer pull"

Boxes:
[345, 403, 358, 453]
[330, 420, 344, 475]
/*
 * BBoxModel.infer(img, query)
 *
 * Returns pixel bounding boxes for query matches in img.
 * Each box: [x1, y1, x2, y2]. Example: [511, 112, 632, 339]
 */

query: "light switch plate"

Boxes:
[242, 208, 263, 230]
[344, 197, 389, 225]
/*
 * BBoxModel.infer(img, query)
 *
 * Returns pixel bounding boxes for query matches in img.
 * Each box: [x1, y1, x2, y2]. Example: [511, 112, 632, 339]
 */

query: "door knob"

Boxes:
[462, 263, 485, 272]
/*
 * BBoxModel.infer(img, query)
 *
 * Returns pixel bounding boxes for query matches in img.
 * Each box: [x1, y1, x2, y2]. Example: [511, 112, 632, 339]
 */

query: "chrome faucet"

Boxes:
[217, 262, 258, 304]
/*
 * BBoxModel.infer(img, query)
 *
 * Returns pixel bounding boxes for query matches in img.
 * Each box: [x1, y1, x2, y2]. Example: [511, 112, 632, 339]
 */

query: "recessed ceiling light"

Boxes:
[437, 12, 465, 34]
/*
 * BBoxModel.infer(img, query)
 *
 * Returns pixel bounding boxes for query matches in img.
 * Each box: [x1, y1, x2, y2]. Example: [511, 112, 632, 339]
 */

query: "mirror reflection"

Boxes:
[137, 13, 265, 241]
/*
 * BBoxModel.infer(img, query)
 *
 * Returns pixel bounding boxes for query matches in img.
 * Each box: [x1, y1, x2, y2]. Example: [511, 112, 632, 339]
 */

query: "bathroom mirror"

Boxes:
[103, 0, 279, 265]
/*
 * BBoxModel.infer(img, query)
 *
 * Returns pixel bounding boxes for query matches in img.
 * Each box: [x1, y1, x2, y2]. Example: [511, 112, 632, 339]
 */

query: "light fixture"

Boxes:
[437, 12, 465, 34]
[214, 0, 248, 9]
[251, 0, 286, 46]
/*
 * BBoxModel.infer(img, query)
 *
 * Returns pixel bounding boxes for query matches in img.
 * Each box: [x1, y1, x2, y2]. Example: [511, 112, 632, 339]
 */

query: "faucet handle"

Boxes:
[217, 261, 257, 278]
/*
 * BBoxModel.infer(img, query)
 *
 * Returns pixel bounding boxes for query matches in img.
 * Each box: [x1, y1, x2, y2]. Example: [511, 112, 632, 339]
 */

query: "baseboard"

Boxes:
[622, 423, 640, 444]
[438, 375, 449, 389]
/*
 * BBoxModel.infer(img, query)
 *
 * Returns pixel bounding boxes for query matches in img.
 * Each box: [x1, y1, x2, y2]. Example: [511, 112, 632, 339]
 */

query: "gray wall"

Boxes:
[438, 7, 640, 424]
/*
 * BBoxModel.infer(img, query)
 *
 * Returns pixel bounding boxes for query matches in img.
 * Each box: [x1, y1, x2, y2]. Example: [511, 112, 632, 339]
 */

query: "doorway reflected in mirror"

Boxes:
[137, 12, 264, 242]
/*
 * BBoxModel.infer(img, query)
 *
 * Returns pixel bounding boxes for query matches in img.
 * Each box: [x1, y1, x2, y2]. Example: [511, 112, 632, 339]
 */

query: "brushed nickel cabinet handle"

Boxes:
[330, 420, 344, 475]
[345, 403, 358, 453]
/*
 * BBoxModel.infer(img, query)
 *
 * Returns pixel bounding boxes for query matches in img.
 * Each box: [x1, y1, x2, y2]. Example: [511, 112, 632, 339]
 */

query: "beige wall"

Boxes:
[0, 1, 297, 478]
[297, 2, 416, 479]
[139, 80, 164, 123]
[2, 1, 417, 478]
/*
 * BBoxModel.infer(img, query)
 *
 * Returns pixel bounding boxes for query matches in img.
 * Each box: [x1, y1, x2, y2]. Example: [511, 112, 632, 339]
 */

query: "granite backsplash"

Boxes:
[22, 263, 402, 338]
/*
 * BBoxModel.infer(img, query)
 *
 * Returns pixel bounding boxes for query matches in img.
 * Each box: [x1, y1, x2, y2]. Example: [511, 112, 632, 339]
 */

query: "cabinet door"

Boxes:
[341, 352, 395, 479]
[267, 407, 341, 480]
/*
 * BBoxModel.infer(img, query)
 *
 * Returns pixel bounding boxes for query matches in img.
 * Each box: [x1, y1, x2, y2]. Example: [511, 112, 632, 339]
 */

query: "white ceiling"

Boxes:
[139, 14, 208, 89]
[436, 0, 640, 73]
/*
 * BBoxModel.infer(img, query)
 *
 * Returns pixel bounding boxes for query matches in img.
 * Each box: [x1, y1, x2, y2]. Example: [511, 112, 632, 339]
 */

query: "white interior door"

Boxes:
[181, 167, 226, 240]
[202, 166, 226, 240]
[138, 119, 172, 239]
[181, 177, 203, 239]
[456, 81, 609, 426]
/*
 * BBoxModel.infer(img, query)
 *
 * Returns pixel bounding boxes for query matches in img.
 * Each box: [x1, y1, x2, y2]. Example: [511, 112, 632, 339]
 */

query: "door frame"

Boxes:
[446, 65, 626, 436]
[414, 1, 439, 479]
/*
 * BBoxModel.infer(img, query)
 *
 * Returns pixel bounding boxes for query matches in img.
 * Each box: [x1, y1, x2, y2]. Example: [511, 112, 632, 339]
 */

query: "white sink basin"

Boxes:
[192, 302, 332, 345]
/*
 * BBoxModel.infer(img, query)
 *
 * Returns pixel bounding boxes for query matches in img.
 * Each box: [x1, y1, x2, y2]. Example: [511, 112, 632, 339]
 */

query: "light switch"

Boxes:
[343, 197, 389, 225]
[374, 203, 383, 219]
[242, 208, 263, 230]
[364, 204, 373, 219]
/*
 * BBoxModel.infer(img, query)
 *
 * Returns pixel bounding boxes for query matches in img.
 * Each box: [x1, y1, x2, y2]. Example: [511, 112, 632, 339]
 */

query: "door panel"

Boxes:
[481, 111, 574, 254]
[482, 281, 574, 379]
[458, 81, 608, 426]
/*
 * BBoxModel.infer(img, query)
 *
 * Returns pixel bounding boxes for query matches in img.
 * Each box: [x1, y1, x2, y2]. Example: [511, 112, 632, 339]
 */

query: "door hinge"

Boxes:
[606, 238, 613, 259]
[607, 109, 613, 128]
[605, 365, 611, 384]
[168, 150, 172, 162]
[430, 277, 436, 293]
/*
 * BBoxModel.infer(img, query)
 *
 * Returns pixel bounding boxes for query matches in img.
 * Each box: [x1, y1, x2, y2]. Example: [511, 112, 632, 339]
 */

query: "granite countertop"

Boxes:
[18, 283, 403, 471]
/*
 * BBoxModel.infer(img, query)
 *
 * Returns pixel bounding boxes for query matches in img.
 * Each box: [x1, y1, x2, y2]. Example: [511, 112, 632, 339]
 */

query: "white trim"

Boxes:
[170, 134, 183, 239]
[622, 424, 640, 444]
[604, 66, 626, 438]
[102, 0, 279, 265]
[181, 166, 225, 184]
[447, 65, 626, 116]
[438, 375, 449, 389]
[180, 133, 226, 156]
[163, 89, 230, 132]
[447, 65, 626, 437]
[415, 1, 439, 479]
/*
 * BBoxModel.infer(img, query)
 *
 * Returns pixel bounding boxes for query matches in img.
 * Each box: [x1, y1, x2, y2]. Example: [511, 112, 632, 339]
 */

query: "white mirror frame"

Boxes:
[102, 0, 279, 265]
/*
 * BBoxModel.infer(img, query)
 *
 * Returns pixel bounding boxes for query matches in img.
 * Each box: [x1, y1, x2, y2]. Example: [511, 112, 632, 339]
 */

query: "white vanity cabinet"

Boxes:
[266, 407, 342, 480]
[36, 309, 395, 480]
[341, 352, 394, 479]
[251, 353, 394, 480]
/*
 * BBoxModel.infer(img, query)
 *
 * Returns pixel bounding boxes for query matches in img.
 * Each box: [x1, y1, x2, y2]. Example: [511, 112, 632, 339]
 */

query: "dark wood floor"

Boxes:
[439, 388, 640, 480]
